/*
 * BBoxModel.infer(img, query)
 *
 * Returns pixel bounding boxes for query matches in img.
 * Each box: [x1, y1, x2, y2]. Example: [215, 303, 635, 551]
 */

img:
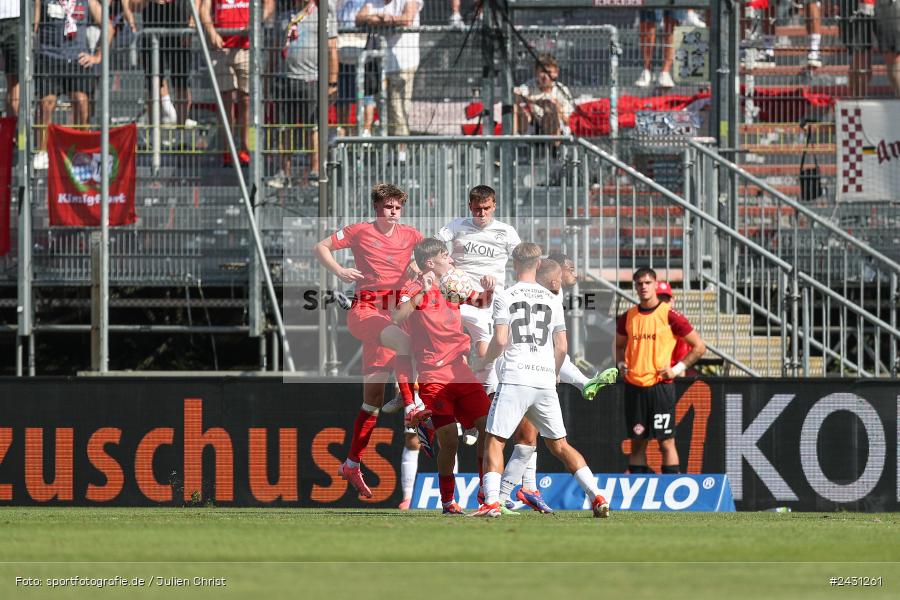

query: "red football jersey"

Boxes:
[400, 282, 471, 380]
[330, 222, 423, 293]
[214, 0, 250, 49]
[671, 337, 690, 366]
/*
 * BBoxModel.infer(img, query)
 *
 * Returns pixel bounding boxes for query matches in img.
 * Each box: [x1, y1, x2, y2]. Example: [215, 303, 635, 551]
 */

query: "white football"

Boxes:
[439, 268, 474, 304]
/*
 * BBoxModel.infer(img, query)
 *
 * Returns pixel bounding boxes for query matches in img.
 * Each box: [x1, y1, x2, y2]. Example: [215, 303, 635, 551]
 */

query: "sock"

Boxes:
[522, 448, 538, 490]
[394, 356, 415, 406]
[559, 355, 588, 390]
[573, 466, 601, 498]
[347, 406, 379, 463]
[500, 444, 534, 501]
[662, 464, 680, 474]
[482, 471, 501, 505]
[439, 474, 456, 504]
[400, 447, 419, 500]
[628, 464, 648, 474]
[809, 33, 821, 52]
[453, 455, 459, 474]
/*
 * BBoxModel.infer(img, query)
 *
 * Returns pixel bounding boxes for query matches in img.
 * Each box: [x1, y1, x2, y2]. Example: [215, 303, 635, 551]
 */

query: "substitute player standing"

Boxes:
[471, 243, 610, 518]
[436, 185, 521, 397]
[394, 238, 494, 514]
[314, 183, 424, 498]
[614, 268, 706, 475]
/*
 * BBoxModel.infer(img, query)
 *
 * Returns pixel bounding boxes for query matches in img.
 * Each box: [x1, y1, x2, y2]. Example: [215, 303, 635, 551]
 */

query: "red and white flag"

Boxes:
[47, 123, 137, 227]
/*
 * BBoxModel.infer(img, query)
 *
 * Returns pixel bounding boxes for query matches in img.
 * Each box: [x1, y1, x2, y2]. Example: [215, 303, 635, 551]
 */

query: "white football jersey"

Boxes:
[436, 218, 521, 291]
[492, 282, 566, 389]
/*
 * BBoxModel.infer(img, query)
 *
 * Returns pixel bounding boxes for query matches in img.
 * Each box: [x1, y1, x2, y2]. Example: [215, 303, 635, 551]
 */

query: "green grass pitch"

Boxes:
[0, 508, 896, 599]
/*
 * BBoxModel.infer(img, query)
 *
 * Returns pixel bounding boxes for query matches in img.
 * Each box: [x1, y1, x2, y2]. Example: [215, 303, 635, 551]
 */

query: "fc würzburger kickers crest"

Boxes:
[47, 124, 137, 227]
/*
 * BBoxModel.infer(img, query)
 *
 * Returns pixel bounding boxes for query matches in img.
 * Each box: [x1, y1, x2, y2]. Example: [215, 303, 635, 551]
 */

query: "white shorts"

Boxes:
[460, 303, 498, 394]
[486, 383, 567, 441]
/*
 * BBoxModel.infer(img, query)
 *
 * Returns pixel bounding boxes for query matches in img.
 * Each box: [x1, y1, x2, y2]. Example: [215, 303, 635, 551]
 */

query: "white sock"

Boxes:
[522, 448, 538, 490]
[809, 33, 821, 52]
[559, 355, 589, 390]
[400, 447, 418, 500]
[500, 444, 534, 501]
[482, 471, 502, 504]
[573, 466, 600, 498]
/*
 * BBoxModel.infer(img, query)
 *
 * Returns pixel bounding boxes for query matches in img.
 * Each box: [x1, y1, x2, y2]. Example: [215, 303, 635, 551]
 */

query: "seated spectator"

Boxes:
[122, 0, 194, 127]
[513, 53, 574, 136]
[200, 0, 273, 167]
[0, 0, 19, 117]
[268, 0, 337, 189]
[34, 0, 113, 170]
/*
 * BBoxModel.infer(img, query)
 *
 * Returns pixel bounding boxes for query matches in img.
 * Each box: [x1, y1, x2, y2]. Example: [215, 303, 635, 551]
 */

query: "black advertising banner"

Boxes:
[0, 377, 894, 510]
[722, 379, 898, 512]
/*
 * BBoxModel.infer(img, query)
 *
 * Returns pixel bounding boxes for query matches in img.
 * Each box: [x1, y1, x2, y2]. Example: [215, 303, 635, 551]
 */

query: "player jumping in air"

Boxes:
[470, 243, 610, 518]
[314, 183, 425, 499]
[394, 238, 495, 514]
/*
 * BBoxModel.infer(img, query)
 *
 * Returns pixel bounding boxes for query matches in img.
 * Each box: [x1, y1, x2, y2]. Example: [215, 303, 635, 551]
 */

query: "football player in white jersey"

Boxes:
[436, 185, 521, 398]
[497, 258, 618, 513]
[468, 242, 610, 518]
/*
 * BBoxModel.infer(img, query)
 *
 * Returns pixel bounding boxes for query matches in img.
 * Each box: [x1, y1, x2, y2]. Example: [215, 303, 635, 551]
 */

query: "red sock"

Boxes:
[439, 474, 456, 504]
[348, 409, 378, 463]
[394, 355, 415, 406]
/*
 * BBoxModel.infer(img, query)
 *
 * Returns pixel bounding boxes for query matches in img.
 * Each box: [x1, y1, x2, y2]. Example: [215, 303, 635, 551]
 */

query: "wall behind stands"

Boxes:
[0, 378, 895, 511]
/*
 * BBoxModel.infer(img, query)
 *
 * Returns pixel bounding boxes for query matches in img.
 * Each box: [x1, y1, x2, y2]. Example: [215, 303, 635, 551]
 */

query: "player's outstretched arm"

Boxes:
[314, 236, 363, 283]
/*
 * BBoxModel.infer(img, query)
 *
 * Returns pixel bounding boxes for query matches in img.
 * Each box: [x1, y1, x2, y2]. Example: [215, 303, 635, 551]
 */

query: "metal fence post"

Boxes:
[99, 0, 111, 372]
[248, 0, 264, 361]
[151, 33, 161, 175]
[16, 0, 34, 376]
[892, 273, 898, 377]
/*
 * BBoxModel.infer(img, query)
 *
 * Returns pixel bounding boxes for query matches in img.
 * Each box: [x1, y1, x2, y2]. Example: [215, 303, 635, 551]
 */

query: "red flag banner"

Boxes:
[47, 123, 137, 227]
[0, 117, 14, 256]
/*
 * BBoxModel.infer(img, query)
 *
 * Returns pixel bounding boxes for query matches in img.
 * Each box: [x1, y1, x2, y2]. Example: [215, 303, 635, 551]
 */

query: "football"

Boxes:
[439, 268, 474, 304]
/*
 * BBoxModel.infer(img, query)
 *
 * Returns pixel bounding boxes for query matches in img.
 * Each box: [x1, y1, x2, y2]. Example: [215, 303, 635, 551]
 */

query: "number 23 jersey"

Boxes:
[492, 282, 566, 389]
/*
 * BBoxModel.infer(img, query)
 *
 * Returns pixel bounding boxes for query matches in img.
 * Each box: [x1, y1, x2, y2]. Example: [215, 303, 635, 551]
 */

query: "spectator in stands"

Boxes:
[745, 1, 822, 70]
[268, 0, 338, 189]
[336, 0, 377, 138]
[838, 0, 876, 96]
[874, 0, 900, 96]
[448, 0, 462, 28]
[0, 0, 19, 117]
[356, 0, 422, 162]
[635, 10, 684, 88]
[122, 0, 194, 127]
[33, 0, 113, 170]
[200, 0, 274, 167]
[513, 53, 574, 136]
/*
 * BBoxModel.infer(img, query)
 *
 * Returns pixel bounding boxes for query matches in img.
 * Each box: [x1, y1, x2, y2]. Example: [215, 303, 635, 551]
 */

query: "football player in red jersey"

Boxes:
[393, 238, 494, 514]
[314, 183, 424, 499]
[656, 282, 693, 377]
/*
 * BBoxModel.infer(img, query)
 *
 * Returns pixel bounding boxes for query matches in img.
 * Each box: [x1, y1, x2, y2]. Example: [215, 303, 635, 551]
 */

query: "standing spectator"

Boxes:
[513, 53, 574, 135]
[356, 0, 421, 162]
[33, 0, 113, 170]
[614, 268, 706, 475]
[0, 0, 19, 116]
[635, 10, 685, 88]
[448, 0, 462, 27]
[200, 0, 274, 166]
[875, 0, 900, 96]
[122, 0, 194, 127]
[268, 0, 338, 189]
[336, 0, 376, 138]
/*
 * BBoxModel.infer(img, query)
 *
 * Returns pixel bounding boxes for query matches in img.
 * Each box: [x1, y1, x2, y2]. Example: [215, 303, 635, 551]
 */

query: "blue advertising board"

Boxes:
[411, 473, 736, 512]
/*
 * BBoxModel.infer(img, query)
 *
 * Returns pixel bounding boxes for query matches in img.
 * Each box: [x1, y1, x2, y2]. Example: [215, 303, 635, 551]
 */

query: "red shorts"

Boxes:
[347, 300, 395, 375]
[418, 359, 491, 430]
